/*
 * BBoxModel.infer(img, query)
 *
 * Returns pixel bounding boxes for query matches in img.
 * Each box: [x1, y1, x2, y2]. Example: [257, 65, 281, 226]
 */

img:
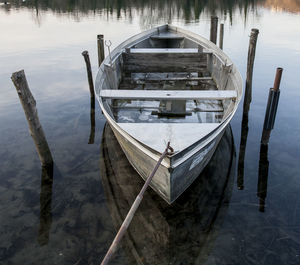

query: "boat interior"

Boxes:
[98, 25, 239, 154]
[99, 26, 237, 125]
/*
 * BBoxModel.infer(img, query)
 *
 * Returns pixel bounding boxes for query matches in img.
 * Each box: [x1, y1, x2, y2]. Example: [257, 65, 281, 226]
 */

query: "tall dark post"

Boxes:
[82, 51, 95, 99]
[237, 29, 259, 190]
[257, 68, 283, 211]
[11, 70, 53, 166]
[219, 23, 224, 50]
[97, 34, 105, 67]
[210, 16, 218, 44]
[82, 51, 96, 144]
[261, 68, 283, 145]
[243, 28, 259, 113]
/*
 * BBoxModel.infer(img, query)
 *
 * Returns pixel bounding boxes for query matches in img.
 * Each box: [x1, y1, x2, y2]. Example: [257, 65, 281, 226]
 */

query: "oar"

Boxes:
[101, 142, 173, 265]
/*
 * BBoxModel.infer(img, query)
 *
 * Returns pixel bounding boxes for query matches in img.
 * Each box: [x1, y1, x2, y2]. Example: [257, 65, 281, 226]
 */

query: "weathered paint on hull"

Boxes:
[109, 122, 225, 204]
[169, 130, 224, 202]
[110, 125, 171, 201]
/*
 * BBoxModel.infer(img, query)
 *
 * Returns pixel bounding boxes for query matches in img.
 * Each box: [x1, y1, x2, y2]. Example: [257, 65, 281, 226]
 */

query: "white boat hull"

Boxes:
[109, 120, 225, 203]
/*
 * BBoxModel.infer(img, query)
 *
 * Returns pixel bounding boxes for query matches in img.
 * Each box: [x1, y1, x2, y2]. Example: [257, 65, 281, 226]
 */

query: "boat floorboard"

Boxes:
[113, 70, 224, 123]
[112, 99, 223, 123]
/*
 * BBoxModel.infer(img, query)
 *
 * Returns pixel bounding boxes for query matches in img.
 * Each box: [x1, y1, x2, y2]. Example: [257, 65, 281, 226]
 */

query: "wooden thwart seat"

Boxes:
[129, 48, 199, 53]
[150, 34, 184, 40]
[122, 49, 211, 73]
[128, 72, 213, 82]
[100, 89, 237, 100]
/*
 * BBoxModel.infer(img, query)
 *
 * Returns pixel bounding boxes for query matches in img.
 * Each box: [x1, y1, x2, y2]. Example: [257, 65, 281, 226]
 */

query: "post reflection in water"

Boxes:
[88, 96, 95, 144]
[38, 163, 53, 246]
[237, 111, 249, 190]
[100, 123, 236, 264]
[257, 143, 269, 212]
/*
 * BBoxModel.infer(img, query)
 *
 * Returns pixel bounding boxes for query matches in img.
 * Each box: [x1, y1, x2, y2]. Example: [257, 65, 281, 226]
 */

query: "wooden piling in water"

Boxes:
[97, 34, 105, 67]
[82, 50, 96, 144]
[82, 50, 95, 99]
[237, 29, 259, 189]
[219, 23, 224, 50]
[11, 70, 53, 166]
[273, 67, 283, 91]
[210, 16, 218, 44]
[261, 68, 283, 145]
[243, 28, 259, 113]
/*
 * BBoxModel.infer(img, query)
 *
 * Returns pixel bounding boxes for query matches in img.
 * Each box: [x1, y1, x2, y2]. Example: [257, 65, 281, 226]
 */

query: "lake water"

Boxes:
[1, 1, 300, 264]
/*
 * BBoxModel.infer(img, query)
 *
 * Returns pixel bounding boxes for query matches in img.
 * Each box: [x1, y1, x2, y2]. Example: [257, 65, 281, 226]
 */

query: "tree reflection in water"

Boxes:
[3, 0, 266, 25]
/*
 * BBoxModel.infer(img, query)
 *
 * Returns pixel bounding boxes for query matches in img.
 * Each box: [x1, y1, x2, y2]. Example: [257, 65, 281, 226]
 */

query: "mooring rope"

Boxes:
[100, 142, 173, 265]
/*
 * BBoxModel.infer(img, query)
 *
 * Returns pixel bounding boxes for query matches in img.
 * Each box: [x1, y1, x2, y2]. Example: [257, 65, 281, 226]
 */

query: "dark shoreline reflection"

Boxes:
[38, 163, 53, 246]
[100, 123, 236, 264]
[2, 0, 266, 24]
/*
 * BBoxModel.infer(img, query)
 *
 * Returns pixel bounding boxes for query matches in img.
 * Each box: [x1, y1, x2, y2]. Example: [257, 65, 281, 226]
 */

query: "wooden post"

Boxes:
[82, 51, 96, 144]
[100, 143, 173, 265]
[210, 16, 218, 44]
[11, 70, 53, 166]
[273, 67, 283, 91]
[261, 68, 283, 145]
[97, 34, 105, 67]
[82, 50, 95, 99]
[219, 23, 224, 50]
[238, 29, 259, 181]
[243, 28, 259, 113]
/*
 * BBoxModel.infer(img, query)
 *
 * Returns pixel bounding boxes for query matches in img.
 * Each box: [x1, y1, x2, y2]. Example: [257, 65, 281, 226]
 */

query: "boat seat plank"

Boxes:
[127, 72, 213, 82]
[129, 48, 199, 53]
[122, 52, 209, 73]
[100, 89, 237, 100]
[150, 34, 184, 40]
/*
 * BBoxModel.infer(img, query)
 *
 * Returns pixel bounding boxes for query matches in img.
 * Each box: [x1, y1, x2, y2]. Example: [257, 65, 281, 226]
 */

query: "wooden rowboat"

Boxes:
[95, 24, 242, 204]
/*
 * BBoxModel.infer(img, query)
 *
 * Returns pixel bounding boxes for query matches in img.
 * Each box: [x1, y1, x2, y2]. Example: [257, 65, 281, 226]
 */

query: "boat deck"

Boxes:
[111, 72, 224, 123]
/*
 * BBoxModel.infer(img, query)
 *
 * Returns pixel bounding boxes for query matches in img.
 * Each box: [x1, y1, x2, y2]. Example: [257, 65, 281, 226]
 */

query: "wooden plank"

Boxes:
[119, 81, 217, 91]
[150, 34, 184, 40]
[129, 48, 199, 53]
[120, 74, 217, 91]
[126, 77, 213, 84]
[130, 72, 208, 80]
[122, 52, 209, 73]
[127, 73, 213, 82]
[100, 89, 237, 100]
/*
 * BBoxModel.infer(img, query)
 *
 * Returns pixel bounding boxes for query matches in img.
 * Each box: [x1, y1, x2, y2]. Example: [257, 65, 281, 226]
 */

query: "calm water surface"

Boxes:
[1, 1, 300, 264]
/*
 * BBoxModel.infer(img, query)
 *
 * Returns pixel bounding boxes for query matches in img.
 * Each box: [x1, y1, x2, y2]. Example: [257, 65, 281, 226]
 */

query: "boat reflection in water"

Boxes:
[100, 123, 236, 264]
